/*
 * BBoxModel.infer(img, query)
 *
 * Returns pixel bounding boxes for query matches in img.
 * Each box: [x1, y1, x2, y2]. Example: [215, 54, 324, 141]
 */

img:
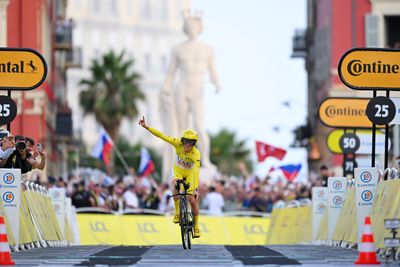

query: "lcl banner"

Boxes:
[312, 187, 328, 241]
[327, 177, 347, 241]
[354, 167, 379, 243]
[0, 169, 21, 248]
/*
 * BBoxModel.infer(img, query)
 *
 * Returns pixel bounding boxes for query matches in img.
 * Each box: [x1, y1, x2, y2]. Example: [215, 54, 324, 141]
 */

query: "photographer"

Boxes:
[3, 135, 46, 174]
[25, 136, 46, 170]
[0, 130, 15, 165]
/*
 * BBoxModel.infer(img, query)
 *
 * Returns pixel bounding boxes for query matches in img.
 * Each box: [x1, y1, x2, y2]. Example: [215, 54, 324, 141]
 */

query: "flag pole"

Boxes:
[103, 129, 132, 174]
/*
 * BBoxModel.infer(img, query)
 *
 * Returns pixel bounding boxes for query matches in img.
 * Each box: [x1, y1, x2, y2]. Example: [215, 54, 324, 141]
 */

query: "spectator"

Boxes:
[0, 132, 14, 163]
[123, 184, 139, 209]
[248, 187, 266, 212]
[71, 181, 95, 208]
[318, 165, 330, 187]
[203, 186, 225, 215]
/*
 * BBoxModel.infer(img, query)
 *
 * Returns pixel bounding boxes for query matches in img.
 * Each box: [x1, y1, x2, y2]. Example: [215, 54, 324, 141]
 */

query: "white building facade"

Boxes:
[66, 0, 189, 150]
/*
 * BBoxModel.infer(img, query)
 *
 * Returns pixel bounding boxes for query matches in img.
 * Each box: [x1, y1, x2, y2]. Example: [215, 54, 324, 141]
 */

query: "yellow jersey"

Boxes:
[148, 127, 200, 190]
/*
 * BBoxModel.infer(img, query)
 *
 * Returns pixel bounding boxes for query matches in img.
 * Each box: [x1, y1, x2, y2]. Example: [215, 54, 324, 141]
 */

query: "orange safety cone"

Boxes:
[0, 216, 14, 265]
[355, 216, 380, 265]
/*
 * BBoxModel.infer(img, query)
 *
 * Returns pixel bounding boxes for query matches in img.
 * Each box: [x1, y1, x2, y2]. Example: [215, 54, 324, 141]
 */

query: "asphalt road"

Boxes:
[9, 244, 394, 266]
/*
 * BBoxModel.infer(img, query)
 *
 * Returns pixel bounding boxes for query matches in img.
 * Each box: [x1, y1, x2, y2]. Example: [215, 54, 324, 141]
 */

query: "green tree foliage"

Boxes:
[79, 50, 144, 140]
[210, 129, 253, 176]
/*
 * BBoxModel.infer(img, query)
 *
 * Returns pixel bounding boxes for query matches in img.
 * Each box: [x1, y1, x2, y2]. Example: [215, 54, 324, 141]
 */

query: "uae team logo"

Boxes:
[361, 190, 373, 202]
[2, 192, 14, 203]
[360, 171, 372, 183]
[333, 180, 342, 190]
[3, 173, 14, 184]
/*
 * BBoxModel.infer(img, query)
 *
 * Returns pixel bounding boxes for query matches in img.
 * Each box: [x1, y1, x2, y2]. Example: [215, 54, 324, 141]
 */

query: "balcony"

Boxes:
[66, 47, 82, 68]
[55, 19, 73, 50]
[291, 29, 308, 58]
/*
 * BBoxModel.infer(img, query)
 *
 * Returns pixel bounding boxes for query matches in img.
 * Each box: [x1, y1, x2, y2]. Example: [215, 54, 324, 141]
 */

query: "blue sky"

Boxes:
[191, 0, 307, 171]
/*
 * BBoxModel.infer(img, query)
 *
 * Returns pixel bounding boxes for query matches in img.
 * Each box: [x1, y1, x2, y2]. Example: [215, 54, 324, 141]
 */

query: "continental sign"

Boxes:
[319, 97, 383, 128]
[77, 214, 270, 245]
[326, 129, 389, 154]
[339, 48, 400, 90]
[0, 48, 47, 90]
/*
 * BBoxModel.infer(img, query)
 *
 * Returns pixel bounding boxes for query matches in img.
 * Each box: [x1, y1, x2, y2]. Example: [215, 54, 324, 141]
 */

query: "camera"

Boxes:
[16, 142, 26, 150]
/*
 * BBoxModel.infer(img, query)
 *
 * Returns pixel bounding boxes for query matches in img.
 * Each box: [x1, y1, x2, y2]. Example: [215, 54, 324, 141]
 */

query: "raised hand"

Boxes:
[138, 116, 148, 129]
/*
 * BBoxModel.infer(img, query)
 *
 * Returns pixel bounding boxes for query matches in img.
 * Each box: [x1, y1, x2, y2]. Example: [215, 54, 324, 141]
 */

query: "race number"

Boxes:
[0, 96, 17, 125]
[339, 133, 360, 154]
[366, 97, 395, 125]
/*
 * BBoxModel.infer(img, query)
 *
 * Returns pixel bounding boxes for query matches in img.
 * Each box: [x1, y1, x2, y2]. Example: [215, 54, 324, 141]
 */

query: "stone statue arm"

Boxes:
[161, 48, 179, 92]
[208, 49, 221, 93]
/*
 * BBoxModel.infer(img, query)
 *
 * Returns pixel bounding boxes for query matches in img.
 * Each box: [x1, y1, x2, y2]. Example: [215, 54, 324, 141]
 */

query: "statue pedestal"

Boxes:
[200, 166, 220, 185]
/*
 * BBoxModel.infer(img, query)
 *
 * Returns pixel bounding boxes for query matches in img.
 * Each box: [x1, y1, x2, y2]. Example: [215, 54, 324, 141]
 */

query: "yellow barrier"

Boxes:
[266, 206, 312, 245]
[77, 214, 270, 245]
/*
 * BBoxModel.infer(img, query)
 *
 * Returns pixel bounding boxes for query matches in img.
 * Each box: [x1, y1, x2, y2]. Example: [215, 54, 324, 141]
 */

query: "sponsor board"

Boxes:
[0, 48, 47, 90]
[312, 187, 328, 241]
[319, 98, 383, 128]
[327, 177, 347, 241]
[354, 167, 379, 243]
[0, 169, 21, 247]
[327, 129, 389, 154]
[339, 48, 400, 90]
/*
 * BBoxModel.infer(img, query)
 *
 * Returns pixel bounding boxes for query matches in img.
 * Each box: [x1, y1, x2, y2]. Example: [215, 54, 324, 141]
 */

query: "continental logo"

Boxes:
[339, 48, 400, 90]
[0, 61, 37, 73]
[325, 105, 365, 118]
[347, 60, 400, 77]
[319, 98, 381, 128]
[0, 48, 47, 90]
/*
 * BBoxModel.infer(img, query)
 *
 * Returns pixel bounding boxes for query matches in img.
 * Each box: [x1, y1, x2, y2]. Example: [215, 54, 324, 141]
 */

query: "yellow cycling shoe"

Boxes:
[193, 227, 201, 238]
[173, 214, 180, 224]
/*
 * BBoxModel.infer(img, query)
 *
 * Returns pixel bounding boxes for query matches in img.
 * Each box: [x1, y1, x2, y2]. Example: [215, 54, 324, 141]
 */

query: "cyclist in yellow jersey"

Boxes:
[139, 116, 201, 238]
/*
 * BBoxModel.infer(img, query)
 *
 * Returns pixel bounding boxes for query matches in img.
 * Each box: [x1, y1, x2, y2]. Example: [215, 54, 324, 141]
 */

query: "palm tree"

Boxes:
[79, 50, 144, 140]
[210, 129, 253, 176]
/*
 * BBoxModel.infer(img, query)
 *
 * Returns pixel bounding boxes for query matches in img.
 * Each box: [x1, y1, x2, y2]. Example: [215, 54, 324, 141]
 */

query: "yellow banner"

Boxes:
[77, 214, 270, 245]
[0, 48, 47, 90]
[339, 48, 400, 90]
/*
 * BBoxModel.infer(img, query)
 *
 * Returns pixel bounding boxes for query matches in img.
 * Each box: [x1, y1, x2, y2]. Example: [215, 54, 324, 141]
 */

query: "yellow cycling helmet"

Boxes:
[181, 129, 198, 145]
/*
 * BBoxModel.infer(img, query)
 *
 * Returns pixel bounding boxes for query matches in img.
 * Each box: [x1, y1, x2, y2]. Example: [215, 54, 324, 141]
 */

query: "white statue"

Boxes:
[159, 11, 220, 179]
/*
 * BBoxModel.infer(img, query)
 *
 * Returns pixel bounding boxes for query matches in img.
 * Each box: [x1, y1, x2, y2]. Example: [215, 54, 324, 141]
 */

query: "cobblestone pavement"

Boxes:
[9, 244, 397, 266]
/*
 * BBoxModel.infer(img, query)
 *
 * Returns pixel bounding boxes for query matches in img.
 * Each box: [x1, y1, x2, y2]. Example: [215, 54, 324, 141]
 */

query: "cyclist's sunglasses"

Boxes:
[181, 138, 196, 146]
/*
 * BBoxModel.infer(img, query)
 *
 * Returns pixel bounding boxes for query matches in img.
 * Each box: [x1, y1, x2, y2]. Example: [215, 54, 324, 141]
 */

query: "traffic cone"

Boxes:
[355, 216, 380, 265]
[0, 216, 14, 265]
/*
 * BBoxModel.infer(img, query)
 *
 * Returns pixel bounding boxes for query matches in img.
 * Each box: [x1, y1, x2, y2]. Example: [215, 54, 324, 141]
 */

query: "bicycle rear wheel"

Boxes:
[180, 197, 190, 249]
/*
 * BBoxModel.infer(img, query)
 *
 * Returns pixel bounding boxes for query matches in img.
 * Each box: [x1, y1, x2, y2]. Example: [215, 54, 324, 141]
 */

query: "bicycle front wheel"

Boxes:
[179, 197, 190, 250]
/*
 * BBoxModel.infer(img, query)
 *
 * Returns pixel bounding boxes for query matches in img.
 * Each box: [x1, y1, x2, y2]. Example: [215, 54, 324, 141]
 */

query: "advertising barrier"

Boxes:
[312, 187, 328, 241]
[327, 177, 347, 241]
[77, 214, 270, 245]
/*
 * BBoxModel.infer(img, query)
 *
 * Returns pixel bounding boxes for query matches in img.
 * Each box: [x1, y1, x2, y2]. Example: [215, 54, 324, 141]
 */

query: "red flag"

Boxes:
[255, 141, 287, 162]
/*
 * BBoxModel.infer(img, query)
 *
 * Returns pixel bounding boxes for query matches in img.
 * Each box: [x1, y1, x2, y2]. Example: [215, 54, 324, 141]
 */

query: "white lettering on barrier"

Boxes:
[0, 169, 21, 248]
[354, 167, 379, 244]
[328, 177, 347, 241]
[312, 187, 328, 241]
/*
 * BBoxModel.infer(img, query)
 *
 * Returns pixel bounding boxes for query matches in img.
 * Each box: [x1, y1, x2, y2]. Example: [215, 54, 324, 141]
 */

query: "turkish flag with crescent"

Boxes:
[255, 141, 287, 162]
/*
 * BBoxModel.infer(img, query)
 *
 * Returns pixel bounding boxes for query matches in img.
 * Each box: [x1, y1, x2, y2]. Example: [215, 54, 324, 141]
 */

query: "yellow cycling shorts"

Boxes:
[173, 171, 195, 194]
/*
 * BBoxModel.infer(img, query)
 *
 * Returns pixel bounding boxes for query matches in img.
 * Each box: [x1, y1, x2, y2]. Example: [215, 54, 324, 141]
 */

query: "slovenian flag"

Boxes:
[91, 128, 114, 166]
[278, 164, 302, 181]
[138, 147, 155, 177]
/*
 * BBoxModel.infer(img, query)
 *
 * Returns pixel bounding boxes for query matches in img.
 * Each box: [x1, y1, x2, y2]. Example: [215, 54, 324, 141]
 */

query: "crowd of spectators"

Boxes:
[40, 166, 329, 215]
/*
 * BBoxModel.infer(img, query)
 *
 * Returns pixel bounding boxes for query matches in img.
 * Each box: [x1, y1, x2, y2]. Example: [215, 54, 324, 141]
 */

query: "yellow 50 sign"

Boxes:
[339, 48, 400, 90]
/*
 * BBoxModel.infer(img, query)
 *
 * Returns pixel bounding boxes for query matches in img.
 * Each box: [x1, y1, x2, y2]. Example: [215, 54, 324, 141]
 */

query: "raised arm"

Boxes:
[139, 116, 180, 147]
[208, 48, 221, 93]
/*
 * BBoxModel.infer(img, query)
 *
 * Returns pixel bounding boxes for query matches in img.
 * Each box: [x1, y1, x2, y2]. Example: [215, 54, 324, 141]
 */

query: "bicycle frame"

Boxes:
[171, 179, 194, 250]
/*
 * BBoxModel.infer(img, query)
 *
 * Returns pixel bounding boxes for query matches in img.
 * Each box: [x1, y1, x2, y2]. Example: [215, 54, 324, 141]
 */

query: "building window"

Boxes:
[111, 0, 118, 15]
[145, 54, 151, 72]
[161, 55, 167, 73]
[385, 16, 400, 48]
[142, 0, 151, 19]
[92, 0, 100, 13]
